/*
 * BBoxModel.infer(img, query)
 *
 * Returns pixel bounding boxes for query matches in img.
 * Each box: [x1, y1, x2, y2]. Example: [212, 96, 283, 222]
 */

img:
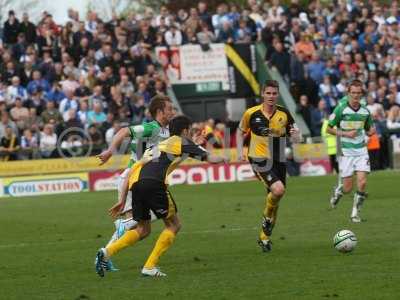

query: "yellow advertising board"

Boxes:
[0, 149, 241, 177]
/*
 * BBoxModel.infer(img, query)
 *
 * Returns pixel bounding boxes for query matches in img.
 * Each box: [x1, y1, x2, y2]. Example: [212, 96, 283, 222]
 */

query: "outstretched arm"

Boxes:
[98, 127, 130, 165]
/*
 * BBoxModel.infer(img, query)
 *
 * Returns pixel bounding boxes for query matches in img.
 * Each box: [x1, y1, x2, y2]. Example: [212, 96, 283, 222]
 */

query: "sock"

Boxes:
[264, 192, 280, 222]
[143, 229, 176, 269]
[259, 230, 270, 241]
[352, 191, 366, 216]
[334, 184, 344, 198]
[105, 229, 140, 258]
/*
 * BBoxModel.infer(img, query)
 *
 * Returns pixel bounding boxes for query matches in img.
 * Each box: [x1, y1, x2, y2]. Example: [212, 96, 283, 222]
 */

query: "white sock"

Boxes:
[105, 231, 118, 248]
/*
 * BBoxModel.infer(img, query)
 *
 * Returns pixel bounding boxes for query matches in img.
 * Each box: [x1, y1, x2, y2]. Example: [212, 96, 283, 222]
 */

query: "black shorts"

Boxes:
[131, 179, 177, 221]
[248, 157, 286, 187]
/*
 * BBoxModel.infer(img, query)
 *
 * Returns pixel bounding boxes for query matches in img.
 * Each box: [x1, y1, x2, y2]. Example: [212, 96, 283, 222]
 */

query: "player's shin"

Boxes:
[105, 229, 140, 257]
[143, 229, 176, 269]
[262, 192, 279, 236]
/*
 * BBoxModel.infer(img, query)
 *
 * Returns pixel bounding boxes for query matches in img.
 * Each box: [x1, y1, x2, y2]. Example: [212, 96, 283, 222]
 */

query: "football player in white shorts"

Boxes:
[326, 80, 376, 222]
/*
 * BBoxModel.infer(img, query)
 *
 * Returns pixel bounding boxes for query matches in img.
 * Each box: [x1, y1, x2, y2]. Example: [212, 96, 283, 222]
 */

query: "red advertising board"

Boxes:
[89, 170, 121, 191]
[168, 162, 255, 185]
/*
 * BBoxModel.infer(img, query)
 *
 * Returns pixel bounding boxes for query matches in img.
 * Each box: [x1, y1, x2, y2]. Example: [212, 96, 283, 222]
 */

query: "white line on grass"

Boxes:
[0, 226, 258, 249]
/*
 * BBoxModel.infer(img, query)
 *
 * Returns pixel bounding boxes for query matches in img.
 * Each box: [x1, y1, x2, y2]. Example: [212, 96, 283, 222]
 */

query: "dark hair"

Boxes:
[148, 95, 171, 119]
[169, 115, 192, 136]
[348, 79, 363, 90]
[261, 80, 279, 93]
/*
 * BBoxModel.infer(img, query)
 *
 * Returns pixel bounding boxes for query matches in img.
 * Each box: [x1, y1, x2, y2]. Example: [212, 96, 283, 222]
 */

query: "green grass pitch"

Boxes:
[1, 171, 400, 300]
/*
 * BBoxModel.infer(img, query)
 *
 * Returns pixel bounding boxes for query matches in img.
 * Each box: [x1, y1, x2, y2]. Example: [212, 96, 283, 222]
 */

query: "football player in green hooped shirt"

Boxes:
[327, 79, 375, 223]
[97, 95, 175, 271]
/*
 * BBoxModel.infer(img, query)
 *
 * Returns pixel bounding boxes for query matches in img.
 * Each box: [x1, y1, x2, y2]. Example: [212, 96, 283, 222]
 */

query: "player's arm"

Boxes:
[182, 140, 229, 164]
[364, 113, 376, 136]
[326, 108, 357, 138]
[98, 123, 158, 165]
[237, 110, 251, 161]
[109, 168, 131, 218]
[98, 127, 131, 165]
[285, 110, 302, 143]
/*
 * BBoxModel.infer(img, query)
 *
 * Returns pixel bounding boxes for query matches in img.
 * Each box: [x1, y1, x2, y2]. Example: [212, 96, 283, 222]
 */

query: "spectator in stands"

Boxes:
[234, 18, 252, 44]
[269, 41, 291, 82]
[0, 126, 20, 161]
[10, 98, 29, 130]
[20, 13, 37, 45]
[196, 23, 215, 45]
[87, 102, 106, 127]
[59, 89, 79, 121]
[3, 10, 20, 45]
[296, 95, 313, 132]
[0, 111, 18, 138]
[119, 74, 135, 98]
[319, 75, 338, 112]
[217, 21, 235, 43]
[212, 4, 229, 37]
[39, 123, 57, 158]
[7, 76, 28, 104]
[311, 99, 328, 137]
[19, 129, 39, 159]
[164, 25, 183, 47]
[41, 100, 63, 125]
[87, 124, 104, 155]
[294, 33, 316, 60]
[77, 101, 90, 126]
[105, 120, 121, 146]
[307, 53, 326, 86]
[386, 106, 400, 134]
[27, 70, 51, 95]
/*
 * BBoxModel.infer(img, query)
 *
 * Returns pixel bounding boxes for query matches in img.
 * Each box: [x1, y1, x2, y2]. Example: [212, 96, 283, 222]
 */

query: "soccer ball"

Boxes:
[333, 230, 357, 253]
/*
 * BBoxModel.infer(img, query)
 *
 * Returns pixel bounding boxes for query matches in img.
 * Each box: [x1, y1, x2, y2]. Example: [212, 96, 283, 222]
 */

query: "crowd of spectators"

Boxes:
[0, 1, 399, 168]
[261, 1, 400, 138]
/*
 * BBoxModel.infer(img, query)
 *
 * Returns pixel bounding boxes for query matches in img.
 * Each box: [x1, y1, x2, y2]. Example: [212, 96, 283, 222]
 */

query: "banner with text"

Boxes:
[1, 173, 88, 197]
[156, 44, 230, 90]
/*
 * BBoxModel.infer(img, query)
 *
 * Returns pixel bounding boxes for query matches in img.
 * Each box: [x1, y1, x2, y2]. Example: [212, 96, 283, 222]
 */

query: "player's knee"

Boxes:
[171, 219, 182, 234]
[137, 226, 151, 239]
[165, 216, 181, 234]
[272, 184, 285, 198]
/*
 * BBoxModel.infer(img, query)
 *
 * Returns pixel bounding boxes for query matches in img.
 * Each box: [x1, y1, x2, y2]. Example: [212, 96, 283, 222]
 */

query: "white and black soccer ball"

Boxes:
[333, 230, 357, 253]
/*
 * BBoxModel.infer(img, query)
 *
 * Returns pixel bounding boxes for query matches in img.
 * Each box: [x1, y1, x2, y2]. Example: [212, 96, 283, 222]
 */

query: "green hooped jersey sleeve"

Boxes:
[127, 121, 170, 168]
[128, 121, 160, 139]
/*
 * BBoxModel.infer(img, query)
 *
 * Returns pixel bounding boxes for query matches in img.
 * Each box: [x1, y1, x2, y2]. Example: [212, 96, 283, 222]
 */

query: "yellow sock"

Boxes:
[264, 192, 279, 219]
[106, 229, 140, 257]
[144, 229, 176, 269]
[259, 230, 270, 241]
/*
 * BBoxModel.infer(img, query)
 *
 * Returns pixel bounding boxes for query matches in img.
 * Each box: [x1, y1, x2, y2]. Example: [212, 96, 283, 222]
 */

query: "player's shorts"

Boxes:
[248, 157, 286, 187]
[131, 179, 177, 221]
[118, 168, 133, 214]
[339, 155, 370, 178]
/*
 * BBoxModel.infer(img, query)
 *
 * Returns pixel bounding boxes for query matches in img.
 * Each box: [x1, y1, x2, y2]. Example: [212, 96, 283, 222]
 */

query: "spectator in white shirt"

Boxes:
[164, 25, 183, 46]
[386, 106, 400, 130]
[105, 120, 121, 146]
[77, 100, 89, 126]
[40, 123, 57, 158]
[7, 76, 28, 105]
[59, 89, 79, 121]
